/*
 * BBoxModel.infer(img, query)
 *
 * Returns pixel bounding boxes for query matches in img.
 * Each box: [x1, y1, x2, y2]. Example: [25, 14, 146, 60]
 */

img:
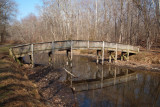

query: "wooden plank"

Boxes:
[102, 41, 104, 65]
[63, 68, 77, 78]
[115, 43, 118, 62]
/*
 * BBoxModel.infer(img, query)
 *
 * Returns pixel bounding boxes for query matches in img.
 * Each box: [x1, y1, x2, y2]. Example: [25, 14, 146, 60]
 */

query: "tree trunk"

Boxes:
[159, 0, 160, 26]
[119, 0, 123, 43]
[1, 33, 4, 43]
[115, 18, 117, 42]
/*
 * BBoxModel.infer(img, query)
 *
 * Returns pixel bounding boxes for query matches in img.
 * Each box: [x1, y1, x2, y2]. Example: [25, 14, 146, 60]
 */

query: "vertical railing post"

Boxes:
[52, 41, 54, 54]
[88, 40, 90, 49]
[71, 40, 73, 61]
[31, 44, 34, 68]
[109, 51, 112, 63]
[115, 43, 118, 62]
[127, 45, 130, 61]
[96, 50, 99, 64]
[102, 41, 104, 65]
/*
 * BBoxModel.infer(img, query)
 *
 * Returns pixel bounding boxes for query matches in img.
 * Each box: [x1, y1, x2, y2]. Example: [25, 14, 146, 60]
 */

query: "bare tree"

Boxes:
[7, 0, 160, 50]
[0, 0, 17, 43]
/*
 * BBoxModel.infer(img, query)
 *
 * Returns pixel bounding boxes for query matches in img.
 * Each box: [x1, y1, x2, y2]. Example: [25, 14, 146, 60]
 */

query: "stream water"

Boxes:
[25, 53, 160, 107]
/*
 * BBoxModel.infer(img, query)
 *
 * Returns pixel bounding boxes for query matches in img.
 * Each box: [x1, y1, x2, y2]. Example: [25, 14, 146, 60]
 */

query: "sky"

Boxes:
[15, 0, 42, 20]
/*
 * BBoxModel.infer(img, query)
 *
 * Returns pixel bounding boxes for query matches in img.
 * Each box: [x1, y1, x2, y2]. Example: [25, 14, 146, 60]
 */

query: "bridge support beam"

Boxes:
[127, 51, 130, 61]
[121, 52, 125, 61]
[121, 52, 130, 61]
[115, 44, 118, 62]
[96, 50, 101, 64]
[102, 41, 105, 65]
[66, 49, 70, 65]
[15, 57, 24, 66]
[66, 49, 73, 67]
[109, 51, 112, 63]
[48, 51, 52, 65]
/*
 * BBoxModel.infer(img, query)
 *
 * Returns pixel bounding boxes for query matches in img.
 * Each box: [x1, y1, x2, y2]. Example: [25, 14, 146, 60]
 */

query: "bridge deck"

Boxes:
[10, 40, 139, 58]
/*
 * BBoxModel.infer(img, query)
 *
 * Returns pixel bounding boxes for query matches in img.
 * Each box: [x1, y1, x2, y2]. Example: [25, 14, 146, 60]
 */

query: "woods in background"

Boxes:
[0, 0, 17, 43]
[4, 0, 160, 50]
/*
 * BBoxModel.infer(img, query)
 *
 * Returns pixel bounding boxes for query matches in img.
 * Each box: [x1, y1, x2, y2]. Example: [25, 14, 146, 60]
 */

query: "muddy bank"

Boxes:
[26, 66, 76, 107]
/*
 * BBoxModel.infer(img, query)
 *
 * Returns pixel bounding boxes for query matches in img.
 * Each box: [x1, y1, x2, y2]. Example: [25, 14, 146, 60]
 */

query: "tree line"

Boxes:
[1, 0, 160, 50]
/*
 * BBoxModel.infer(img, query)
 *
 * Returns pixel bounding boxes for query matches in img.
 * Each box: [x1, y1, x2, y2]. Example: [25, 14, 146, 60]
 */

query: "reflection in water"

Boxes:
[24, 54, 160, 107]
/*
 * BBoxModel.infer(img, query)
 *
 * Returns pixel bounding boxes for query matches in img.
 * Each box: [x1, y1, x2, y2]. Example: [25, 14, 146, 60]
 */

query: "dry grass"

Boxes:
[130, 52, 160, 64]
[0, 46, 46, 107]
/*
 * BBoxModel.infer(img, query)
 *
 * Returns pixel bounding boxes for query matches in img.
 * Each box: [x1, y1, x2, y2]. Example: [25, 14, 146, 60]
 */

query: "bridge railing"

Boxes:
[72, 40, 88, 49]
[12, 44, 32, 56]
[54, 41, 71, 49]
[89, 41, 103, 49]
[33, 42, 52, 52]
[10, 40, 139, 57]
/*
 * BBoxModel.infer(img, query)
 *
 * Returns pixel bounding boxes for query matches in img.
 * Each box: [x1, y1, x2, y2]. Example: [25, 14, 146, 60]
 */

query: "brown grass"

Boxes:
[0, 46, 46, 107]
[130, 52, 160, 64]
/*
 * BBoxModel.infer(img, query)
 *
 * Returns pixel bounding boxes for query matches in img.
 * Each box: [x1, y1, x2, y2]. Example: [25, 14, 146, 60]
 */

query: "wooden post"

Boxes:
[31, 44, 34, 68]
[48, 52, 52, 65]
[109, 51, 112, 63]
[71, 40, 73, 61]
[88, 40, 89, 49]
[101, 66, 104, 88]
[96, 50, 99, 64]
[9, 48, 13, 56]
[9, 48, 16, 61]
[52, 41, 54, 54]
[48, 41, 54, 65]
[102, 41, 104, 65]
[66, 50, 69, 65]
[121, 52, 123, 61]
[127, 45, 129, 61]
[115, 43, 118, 62]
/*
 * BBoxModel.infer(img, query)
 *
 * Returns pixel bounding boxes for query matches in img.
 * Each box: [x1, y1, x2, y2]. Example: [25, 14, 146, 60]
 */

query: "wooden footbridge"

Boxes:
[9, 40, 139, 67]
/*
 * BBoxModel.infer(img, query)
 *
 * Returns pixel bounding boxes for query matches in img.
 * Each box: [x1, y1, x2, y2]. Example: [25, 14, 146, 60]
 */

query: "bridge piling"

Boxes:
[102, 41, 104, 65]
[127, 45, 130, 61]
[66, 49, 70, 65]
[96, 50, 101, 64]
[71, 40, 73, 61]
[48, 41, 55, 65]
[121, 52, 124, 61]
[48, 52, 52, 65]
[109, 51, 112, 63]
[115, 44, 118, 62]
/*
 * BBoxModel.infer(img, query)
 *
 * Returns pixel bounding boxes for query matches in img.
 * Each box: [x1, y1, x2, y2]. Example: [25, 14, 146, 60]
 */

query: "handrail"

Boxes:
[10, 40, 140, 57]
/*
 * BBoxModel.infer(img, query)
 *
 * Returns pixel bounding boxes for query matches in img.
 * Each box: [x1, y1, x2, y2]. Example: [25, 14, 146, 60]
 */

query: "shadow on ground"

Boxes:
[28, 66, 76, 107]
